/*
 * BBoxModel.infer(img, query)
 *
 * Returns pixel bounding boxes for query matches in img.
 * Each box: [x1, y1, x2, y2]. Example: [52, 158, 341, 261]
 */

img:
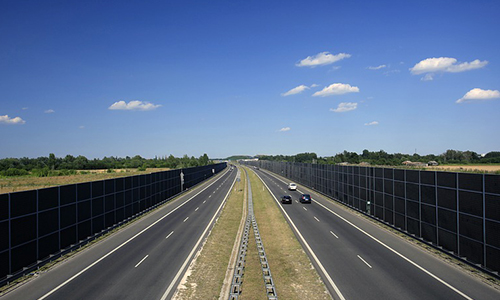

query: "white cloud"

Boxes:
[364, 121, 379, 126]
[368, 65, 386, 70]
[410, 57, 488, 75]
[109, 100, 161, 111]
[79, 125, 85, 129]
[279, 127, 291, 132]
[0, 115, 26, 125]
[456, 88, 500, 104]
[330, 102, 358, 113]
[296, 52, 351, 67]
[312, 83, 360, 97]
[281, 85, 309, 96]
[22, 107, 29, 110]
[310, 84, 319, 88]
[45, 109, 55, 113]
[421, 74, 434, 81]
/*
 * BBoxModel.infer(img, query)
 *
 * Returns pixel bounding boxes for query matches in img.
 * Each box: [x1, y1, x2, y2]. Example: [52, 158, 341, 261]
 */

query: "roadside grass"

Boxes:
[0, 168, 170, 194]
[174, 170, 245, 299]
[246, 168, 332, 300]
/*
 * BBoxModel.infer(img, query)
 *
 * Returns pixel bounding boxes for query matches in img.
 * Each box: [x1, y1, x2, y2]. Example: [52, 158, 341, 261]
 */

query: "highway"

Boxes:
[252, 168, 500, 300]
[1, 167, 237, 300]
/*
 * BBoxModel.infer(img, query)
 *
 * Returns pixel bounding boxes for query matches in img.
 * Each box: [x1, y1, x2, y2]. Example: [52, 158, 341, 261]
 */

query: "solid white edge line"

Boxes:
[135, 255, 149, 268]
[159, 169, 237, 300]
[357, 255, 372, 269]
[253, 171, 346, 300]
[166, 231, 174, 239]
[38, 168, 231, 300]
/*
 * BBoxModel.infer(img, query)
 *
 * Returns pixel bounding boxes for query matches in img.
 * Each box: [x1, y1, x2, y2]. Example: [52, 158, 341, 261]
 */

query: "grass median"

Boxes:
[246, 168, 332, 300]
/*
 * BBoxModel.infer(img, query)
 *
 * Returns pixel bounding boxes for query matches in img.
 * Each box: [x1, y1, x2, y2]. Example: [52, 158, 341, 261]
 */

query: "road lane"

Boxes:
[2, 167, 237, 300]
[254, 168, 500, 300]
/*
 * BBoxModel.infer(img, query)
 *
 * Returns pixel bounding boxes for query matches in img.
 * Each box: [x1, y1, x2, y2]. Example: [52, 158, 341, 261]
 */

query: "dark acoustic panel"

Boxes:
[0, 250, 9, 279]
[125, 176, 133, 190]
[485, 220, 500, 248]
[11, 215, 36, 247]
[104, 179, 115, 195]
[438, 228, 457, 253]
[105, 195, 115, 212]
[375, 179, 383, 192]
[406, 183, 419, 201]
[394, 169, 405, 181]
[384, 168, 393, 179]
[420, 171, 435, 186]
[10, 241, 37, 276]
[77, 200, 91, 222]
[484, 194, 499, 223]
[0, 194, 8, 221]
[10, 190, 37, 218]
[38, 187, 59, 211]
[375, 168, 383, 178]
[92, 181, 104, 198]
[125, 190, 132, 205]
[438, 208, 457, 232]
[437, 187, 457, 210]
[459, 191, 483, 217]
[115, 192, 125, 209]
[407, 218, 420, 236]
[384, 208, 394, 224]
[0, 221, 8, 251]
[92, 216, 104, 233]
[459, 236, 483, 265]
[105, 212, 115, 228]
[78, 220, 91, 240]
[115, 177, 124, 192]
[38, 208, 59, 237]
[486, 246, 500, 273]
[60, 184, 76, 205]
[421, 204, 436, 225]
[421, 185, 436, 205]
[38, 232, 59, 259]
[60, 226, 76, 249]
[115, 208, 124, 222]
[359, 176, 366, 188]
[92, 197, 104, 217]
[60, 204, 77, 229]
[437, 172, 456, 188]
[407, 200, 419, 219]
[406, 170, 419, 183]
[395, 197, 405, 214]
[485, 174, 500, 195]
[384, 179, 393, 195]
[77, 183, 91, 201]
[421, 223, 437, 244]
[458, 173, 483, 192]
[394, 181, 405, 197]
[459, 214, 483, 241]
[395, 213, 405, 230]
[375, 192, 383, 206]
[384, 194, 393, 210]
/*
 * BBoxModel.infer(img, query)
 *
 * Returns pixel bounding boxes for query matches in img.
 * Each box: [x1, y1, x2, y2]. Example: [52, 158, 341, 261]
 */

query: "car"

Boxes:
[299, 194, 311, 203]
[288, 183, 297, 191]
[281, 195, 292, 204]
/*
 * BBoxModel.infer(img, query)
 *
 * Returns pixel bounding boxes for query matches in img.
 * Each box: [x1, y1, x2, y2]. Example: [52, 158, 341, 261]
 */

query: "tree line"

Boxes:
[258, 150, 500, 165]
[0, 154, 213, 177]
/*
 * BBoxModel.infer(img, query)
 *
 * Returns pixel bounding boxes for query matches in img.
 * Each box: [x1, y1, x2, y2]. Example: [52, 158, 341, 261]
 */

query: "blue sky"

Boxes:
[1, 0, 499, 159]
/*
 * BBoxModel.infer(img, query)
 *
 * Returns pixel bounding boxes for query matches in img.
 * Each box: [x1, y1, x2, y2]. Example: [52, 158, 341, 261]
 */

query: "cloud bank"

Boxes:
[410, 57, 488, 76]
[0, 115, 26, 125]
[296, 52, 351, 67]
[456, 88, 500, 103]
[109, 100, 161, 111]
[281, 85, 310, 96]
[330, 102, 358, 113]
[313, 83, 359, 97]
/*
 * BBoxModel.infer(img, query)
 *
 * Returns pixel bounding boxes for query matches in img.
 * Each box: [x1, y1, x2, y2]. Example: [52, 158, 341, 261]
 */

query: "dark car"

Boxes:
[299, 194, 311, 203]
[281, 195, 292, 204]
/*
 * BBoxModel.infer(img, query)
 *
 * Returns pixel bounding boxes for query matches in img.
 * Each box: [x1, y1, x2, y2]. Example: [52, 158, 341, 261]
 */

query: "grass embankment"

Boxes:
[0, 168, 170, 194]
[245, 169, 331, 300]
[174, 170, 245, 299]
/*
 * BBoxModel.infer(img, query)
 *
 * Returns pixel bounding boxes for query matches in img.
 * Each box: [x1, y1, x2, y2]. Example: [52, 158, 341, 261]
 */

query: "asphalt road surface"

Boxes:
[253, 168, 500, 300]
[1, 167, 237, 300]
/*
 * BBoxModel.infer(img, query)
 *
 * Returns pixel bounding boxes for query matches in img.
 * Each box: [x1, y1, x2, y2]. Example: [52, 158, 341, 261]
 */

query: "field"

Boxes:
[425, 165, 500, 172]
[0, 168, 170, 194]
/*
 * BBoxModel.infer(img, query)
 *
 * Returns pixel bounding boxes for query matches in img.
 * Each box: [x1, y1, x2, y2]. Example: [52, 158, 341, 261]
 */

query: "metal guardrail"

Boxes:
[229, 168, 277, 300]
